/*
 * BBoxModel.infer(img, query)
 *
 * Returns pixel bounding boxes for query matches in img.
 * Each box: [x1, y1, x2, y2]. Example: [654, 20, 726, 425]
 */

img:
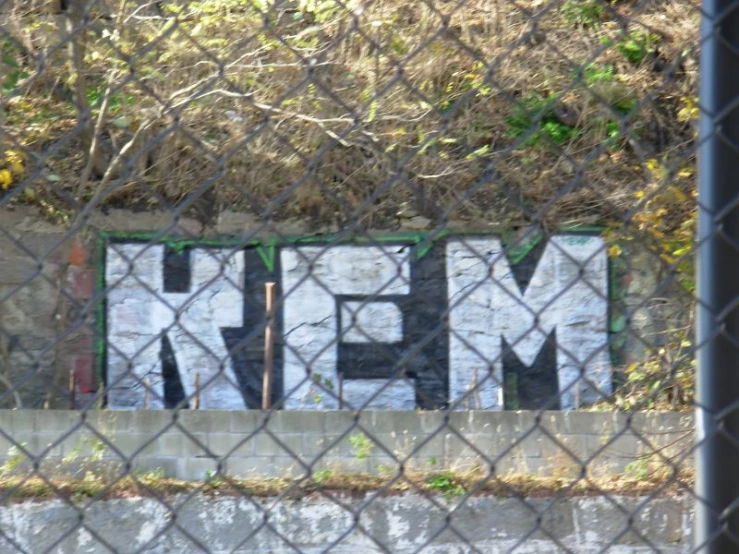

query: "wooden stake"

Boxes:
[144, 377, 150, 410]
[262, 282, 277, 410]
[193, 372, 200, 410]
[69, 370, 76, 410]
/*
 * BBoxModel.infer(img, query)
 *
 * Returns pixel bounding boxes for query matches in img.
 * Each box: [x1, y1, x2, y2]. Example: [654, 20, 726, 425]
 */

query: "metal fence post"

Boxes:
[696, 0, 739, 550]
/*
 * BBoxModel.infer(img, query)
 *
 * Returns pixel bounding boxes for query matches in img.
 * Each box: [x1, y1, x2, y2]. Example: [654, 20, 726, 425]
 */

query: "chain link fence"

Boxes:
[0, 0, 726, 550]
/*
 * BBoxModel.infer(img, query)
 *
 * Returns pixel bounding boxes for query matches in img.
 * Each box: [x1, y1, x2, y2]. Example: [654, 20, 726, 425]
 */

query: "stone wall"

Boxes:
[0, 410, 693, 480]
[0, 492, 694, 553]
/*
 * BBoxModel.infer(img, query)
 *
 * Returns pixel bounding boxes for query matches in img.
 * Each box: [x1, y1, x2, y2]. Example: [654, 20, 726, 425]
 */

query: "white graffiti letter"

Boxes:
[106, 244, 245, 409]
[447, 236, 611, 410]
[280, 246, 413, 409]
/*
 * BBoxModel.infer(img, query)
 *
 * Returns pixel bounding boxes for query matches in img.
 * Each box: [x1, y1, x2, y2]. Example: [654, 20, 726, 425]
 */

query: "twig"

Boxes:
[77, 78, 114, 196]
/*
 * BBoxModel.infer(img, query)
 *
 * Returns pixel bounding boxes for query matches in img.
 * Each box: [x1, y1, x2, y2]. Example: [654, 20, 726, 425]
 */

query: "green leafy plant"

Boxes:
[1, 443, 28, 475]
[612, 32, 660, 65]
[561, 0, 605, 27]
[507, 94, 580, 147]
[348, 433, 374, 460]
[426, 472, 466, 497]
[625, 458, 650, 481]
[1, 42, 29, 95]
[313, 468, 333, 483]
[205, 469, 225, 487]
[581, 63, 615, 87]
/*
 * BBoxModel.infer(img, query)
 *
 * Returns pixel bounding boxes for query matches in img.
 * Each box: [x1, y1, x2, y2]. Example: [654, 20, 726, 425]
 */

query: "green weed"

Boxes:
[1, 444, 28, 475]
[425, 472, 466, 497]
[313, 468, 333, 483]
[608, 32, 660, 65]
[348, 433, 374, 460]
[507, 95, 580, 147]
[561, 0, 605, 27]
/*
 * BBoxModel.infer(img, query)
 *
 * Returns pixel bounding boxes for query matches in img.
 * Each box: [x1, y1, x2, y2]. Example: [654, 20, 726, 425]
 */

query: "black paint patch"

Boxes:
[162, 246, 191, 293]
[160, 333, 188, 408]
[505, 237, 548, 295]
[502, 332, 560, 410]
[336, 243, 449, 409]
[221, 249, 283, 409]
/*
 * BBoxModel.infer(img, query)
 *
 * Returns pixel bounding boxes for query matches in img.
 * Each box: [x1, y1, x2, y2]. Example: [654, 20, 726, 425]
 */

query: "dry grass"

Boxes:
[0, 464, 694, 504]
[1, 0, 699, 230]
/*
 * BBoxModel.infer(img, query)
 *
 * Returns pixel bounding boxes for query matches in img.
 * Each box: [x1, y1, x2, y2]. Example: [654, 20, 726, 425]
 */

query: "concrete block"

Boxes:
[85, 410, 136, 435]
[0, 412, 14, 437]
[417, 410, 446, 434]
[270, 410, 325, 434]
[131, 456, 181, 478]
[593, 432, 642, 459]
[631, 412, 693, 434]
[220, 434, 256, 458]
[129, 410, 175, 435]
[324, 410, 363, 434]
[107, 433, 158, 460]
[156, 432, 187, 458]
[536, 411, 568, 435]
[175, 410, 231, 433]
[315, 456, 370, 475]
[302, 433, 333, 459]
[254, 431, 293, 458]
[229, 410, 264, 433]
[205, 433, 240, 459]
[178, 457, 219, 480]
[396, 431, 445, 465]
[366, 411, 419, 436]
[269, 433, 304, 459]
[443, 432, 487, 470]
[178, 433, 209, 457]
[226, 457, 269, 478]
[563, 411, 626, 435]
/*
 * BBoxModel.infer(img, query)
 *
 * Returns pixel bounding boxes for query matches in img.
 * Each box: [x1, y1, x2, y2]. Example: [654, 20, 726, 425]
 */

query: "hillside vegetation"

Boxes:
[2, 0, 698, 230]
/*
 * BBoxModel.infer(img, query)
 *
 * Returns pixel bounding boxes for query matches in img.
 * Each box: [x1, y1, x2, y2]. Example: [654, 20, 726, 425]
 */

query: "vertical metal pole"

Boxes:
[262, 282, 276, 410]
[696, 0, 739, 550]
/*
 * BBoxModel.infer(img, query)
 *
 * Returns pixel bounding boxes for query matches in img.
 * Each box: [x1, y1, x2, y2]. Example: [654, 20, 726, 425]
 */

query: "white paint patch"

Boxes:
[340, 301, 403, 343]
[447, 235, 611, 410]
[106, 244, 245, 409]
[341, 379, 416, 410]
[281, 246, 411, 409]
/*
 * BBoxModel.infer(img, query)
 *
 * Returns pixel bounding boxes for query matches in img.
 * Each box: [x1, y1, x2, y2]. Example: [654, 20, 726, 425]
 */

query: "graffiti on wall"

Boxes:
[104, 234, 612, 411]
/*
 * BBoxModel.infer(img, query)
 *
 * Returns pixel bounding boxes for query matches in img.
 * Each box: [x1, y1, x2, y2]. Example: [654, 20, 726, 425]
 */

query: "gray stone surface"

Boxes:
[0, 492, 693, 553]
[0, 410, 694, 481]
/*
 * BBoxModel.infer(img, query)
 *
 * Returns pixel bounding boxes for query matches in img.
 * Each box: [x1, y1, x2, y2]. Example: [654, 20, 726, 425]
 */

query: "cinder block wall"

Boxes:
[0, 410, 693, 480]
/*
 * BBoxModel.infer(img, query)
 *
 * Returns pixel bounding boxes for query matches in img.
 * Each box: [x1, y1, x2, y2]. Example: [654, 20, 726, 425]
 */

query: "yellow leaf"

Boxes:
[635, 190, 645, 199]
[0, 169, 12, 190]
[608, 244, 622, 257]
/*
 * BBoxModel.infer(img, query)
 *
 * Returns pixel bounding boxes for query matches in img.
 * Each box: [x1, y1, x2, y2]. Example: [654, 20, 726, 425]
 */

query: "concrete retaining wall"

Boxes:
[0, 492, 694, 553]
[0, 410, 693, 480]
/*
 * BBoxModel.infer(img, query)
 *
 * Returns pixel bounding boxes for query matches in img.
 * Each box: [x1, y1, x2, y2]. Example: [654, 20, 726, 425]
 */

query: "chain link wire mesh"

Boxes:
[0, 0, 720, 550]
